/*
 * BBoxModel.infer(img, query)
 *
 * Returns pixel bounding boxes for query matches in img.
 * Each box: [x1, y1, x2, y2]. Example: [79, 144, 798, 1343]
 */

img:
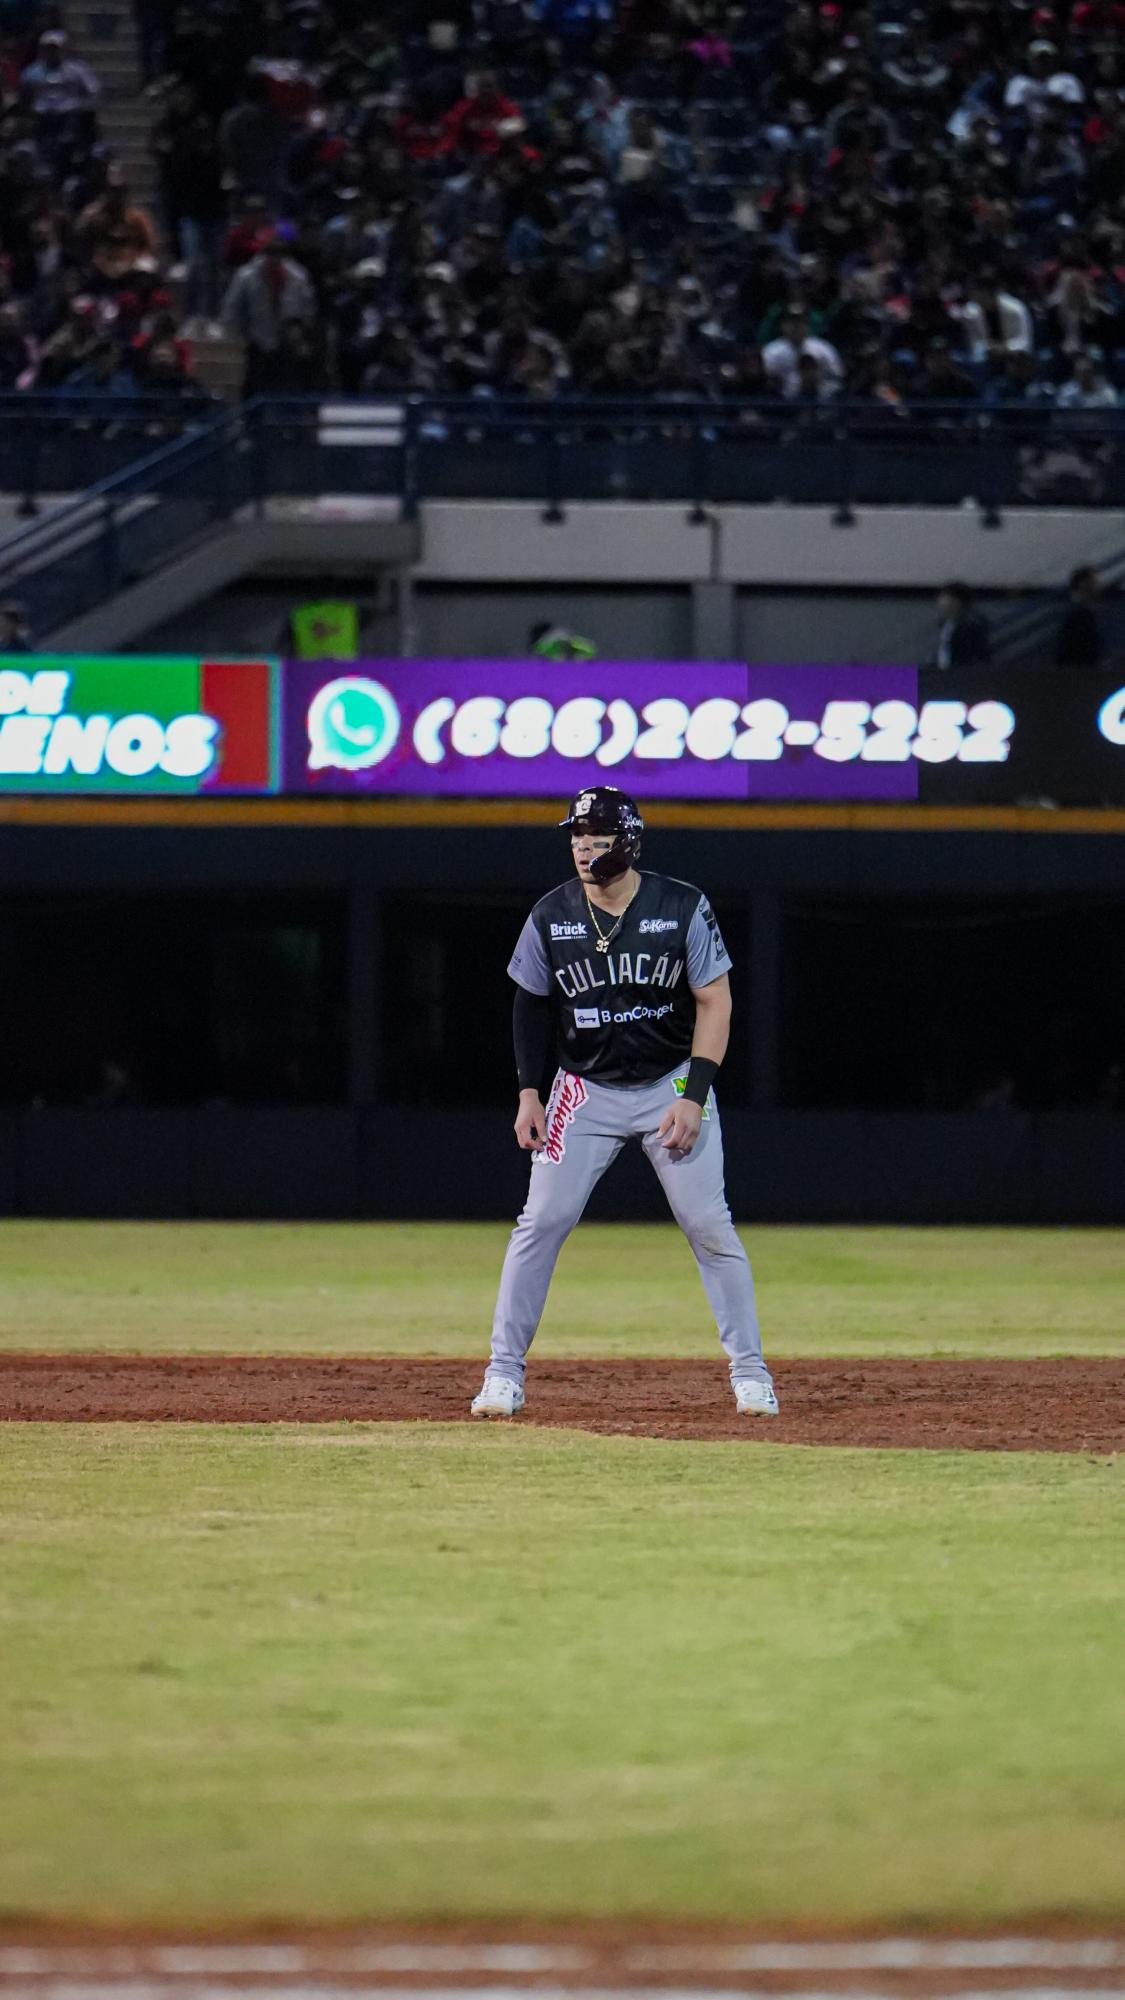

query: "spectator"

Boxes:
[985, 348, 1057, 427]
[334, 257, 387, 393]
[358, 318, 432, 393]
[0, 300, 35, 388]
[512, 337, 565, 396]
[1056, 349, 1120, 407]
[436, 158, 504, 243]
[218, 72, 289, 205]
[1005, 40, 1085, 118]
[529, 619, 596, 659]
[617, 107, 666, 184]
[934, 582, 992, 668]
[221, 227, 316, 394]
[222, 194, 273, 274]
[271, 315, 321, 394]
[1045, 243, 1114, 354]
[762, 309, 843, 399]
[20, 29, 98, 157]
[130, 308, 194, 393]
[33, 294, 102, 390]
[0, 600, 32, 652]
[791, 347, 837, 404]
[822, 75, 899, 156]
[56, 334, 139, 395]
[719, 345, 783, 405]
[1053, 565, 1105, 666]
[75, 166, 158, 286]
[952, 278, 1035, 366]
[443, 69, 525, 156]
[152, 84, 227, 329]
[910, 337, 979, 402]
[881, 19, 951, 103]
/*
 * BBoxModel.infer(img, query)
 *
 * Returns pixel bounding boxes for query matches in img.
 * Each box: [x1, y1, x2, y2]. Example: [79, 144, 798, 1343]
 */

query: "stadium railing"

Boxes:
[4, 394, 1125, 515]
[0, 408, 249, 636]
[3, 395, 1124, 639]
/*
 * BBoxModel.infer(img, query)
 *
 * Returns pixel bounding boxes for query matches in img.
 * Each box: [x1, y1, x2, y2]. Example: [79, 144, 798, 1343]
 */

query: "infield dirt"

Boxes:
[2, 1925, 1125, 1996]
[1, 1354, 1121, 1451]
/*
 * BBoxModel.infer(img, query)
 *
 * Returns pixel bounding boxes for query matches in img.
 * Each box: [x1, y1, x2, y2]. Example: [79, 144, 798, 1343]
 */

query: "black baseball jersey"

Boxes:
[508, 871, 732, 1087]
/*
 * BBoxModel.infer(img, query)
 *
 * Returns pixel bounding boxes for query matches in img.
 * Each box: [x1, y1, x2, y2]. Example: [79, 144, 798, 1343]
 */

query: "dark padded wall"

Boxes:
[2, 818, 1122, 1220]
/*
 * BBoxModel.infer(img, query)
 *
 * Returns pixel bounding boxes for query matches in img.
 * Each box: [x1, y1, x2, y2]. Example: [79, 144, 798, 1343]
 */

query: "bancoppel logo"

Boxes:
[551, 920, 587, 938]
[639, 917, 678, 934]
[591, 1002, 674, 1024]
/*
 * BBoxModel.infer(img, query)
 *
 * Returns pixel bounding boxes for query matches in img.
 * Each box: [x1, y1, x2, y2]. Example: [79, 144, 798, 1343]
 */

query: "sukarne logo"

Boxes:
[639, 918, 678, 933]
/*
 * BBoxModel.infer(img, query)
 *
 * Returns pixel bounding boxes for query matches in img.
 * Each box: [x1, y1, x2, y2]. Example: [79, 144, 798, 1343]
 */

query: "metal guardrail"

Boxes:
[3, 393, 1124, 644]
[5, 393, 1125, 514]
[245, 394, 1125, 520]
[0, 394, 222, 518]
[0, 410, 250, 636]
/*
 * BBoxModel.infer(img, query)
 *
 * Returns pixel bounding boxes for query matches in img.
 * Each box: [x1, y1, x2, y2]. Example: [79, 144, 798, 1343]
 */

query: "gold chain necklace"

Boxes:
[584, 881, 638, 955]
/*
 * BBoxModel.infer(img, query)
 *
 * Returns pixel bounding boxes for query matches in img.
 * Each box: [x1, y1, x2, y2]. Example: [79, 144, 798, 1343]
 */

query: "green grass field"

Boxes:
[1, 1222, 1122, 1931]
[3, 1426, 1122, 1928]
[1, 1220, 1122, 1355]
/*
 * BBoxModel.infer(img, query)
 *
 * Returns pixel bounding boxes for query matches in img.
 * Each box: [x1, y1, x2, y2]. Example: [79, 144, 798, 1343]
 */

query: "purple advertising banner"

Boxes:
[282, 661, 923, 799]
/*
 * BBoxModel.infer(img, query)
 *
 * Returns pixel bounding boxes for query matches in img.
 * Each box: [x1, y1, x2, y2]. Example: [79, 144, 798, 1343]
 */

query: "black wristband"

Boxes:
[681, 1055, 719, 1107]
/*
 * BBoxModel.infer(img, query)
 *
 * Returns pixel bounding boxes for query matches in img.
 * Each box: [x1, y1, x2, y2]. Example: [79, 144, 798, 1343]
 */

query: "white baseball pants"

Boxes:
[487, 1066, 773, 1388]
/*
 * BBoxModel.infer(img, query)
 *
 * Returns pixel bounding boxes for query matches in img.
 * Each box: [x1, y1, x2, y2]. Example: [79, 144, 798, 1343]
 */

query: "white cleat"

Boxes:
[734, 1379, 780, 1418]
[471, 1374, 525, 1419]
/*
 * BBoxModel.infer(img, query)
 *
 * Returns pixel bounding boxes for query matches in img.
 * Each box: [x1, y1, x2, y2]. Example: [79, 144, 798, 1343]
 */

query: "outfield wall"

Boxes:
[1, 1102, 1121, 1223]
[2, 813, 1123, 1223]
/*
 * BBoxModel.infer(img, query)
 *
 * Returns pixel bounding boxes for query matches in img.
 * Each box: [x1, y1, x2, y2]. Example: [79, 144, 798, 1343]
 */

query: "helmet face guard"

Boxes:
[559, 786, 644, 884]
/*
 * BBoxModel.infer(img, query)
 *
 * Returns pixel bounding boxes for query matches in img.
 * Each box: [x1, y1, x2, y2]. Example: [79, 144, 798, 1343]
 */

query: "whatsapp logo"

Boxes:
[307, 676, 401, 771]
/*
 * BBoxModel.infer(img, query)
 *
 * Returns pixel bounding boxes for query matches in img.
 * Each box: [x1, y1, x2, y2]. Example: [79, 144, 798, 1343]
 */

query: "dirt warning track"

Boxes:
[1, 1356, 1121, 1452]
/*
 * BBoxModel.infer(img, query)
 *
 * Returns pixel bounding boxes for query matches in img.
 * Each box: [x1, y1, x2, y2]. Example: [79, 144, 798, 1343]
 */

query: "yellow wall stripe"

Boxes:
[0, 798, 1123, 833]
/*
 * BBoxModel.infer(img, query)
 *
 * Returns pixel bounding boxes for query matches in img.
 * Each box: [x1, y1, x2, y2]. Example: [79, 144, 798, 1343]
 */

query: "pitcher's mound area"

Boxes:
[2, 1356, 1121, 1452]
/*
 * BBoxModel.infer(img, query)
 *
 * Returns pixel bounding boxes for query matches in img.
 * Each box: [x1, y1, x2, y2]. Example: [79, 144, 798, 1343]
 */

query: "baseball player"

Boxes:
[471, 786, 778, 1420]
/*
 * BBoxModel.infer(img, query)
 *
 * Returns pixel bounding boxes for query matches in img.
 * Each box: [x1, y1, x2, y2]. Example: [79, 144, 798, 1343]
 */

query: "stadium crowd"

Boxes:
[0, 1, 204, 402]
[8, 0, 1125, 407]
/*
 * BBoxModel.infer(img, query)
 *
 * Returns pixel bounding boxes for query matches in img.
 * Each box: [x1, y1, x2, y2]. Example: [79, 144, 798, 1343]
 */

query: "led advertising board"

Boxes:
[2, 658, 1123, 803]
[282, 660, 1125, 804]
[0, 656, 276, 793]
[286, 660, 924, 799]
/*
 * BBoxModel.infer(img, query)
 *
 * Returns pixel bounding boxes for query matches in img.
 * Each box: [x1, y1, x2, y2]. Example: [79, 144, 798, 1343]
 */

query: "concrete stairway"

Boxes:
[62, 0, 246, 397]
[62, 0, 157, 208]
[188, 333, 245, 400]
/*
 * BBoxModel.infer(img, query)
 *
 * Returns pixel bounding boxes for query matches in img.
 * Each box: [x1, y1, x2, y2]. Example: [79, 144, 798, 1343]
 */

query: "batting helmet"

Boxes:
[559, 786, 644, 884]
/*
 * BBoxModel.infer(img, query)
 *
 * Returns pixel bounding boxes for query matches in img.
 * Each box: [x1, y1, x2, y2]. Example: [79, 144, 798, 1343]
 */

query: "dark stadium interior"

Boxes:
[3, 885, 1121, 1116]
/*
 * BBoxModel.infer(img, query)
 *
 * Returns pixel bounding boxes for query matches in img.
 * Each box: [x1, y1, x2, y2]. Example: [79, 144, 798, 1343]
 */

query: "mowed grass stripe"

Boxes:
[1, 1222, 1122, 1357]
[1, 1426, 1121, 1927]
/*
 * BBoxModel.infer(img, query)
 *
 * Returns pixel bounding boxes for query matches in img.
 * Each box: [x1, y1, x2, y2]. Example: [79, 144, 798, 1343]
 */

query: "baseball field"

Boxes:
[1, 1219, 1123, 1945]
